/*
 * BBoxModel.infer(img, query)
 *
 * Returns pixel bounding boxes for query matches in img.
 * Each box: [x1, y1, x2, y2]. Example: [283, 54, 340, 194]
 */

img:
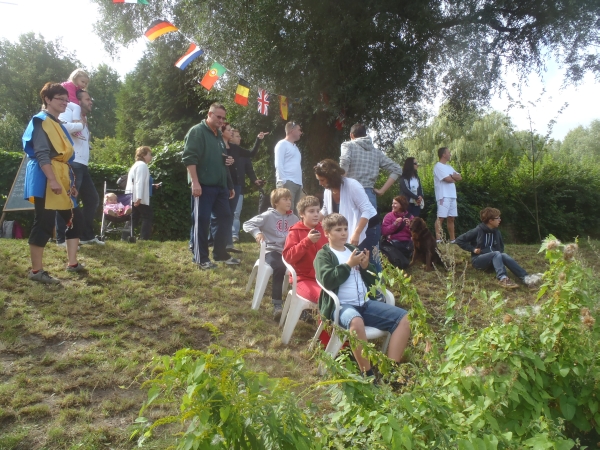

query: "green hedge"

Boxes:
[3, 149, 600, 243]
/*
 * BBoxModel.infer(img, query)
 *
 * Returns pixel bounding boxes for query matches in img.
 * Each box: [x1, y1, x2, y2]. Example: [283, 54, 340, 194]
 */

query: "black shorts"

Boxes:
[29, 196, 81, 247]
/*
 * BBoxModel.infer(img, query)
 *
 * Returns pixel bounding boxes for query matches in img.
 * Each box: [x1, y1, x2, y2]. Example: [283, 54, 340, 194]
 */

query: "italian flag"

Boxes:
[113, 0, 149, 4]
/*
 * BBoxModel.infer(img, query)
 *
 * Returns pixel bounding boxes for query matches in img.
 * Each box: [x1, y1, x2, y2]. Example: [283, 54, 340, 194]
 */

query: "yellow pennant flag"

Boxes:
[279, 96, 288, 120]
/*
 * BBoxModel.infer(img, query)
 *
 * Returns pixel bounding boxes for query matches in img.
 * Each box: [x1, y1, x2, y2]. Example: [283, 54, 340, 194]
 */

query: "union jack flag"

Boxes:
[257, 89, 270, 115]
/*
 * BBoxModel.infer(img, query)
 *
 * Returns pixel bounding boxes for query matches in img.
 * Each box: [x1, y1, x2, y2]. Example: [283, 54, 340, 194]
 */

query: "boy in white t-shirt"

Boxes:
[433, 147, 462, 242]
[314, 213, 411, 378]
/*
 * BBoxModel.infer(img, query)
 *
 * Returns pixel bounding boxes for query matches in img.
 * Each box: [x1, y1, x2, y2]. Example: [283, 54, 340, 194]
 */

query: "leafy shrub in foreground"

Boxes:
[134, 347, 314, 449]
[320, 237, 599, 448]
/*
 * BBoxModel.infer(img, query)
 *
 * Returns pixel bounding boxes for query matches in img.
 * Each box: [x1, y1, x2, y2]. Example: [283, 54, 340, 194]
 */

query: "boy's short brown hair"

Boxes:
[322, 213, 348, 232]
[270, 188, 292, 207]
[480, 207, 501, 224]
[296, 195, 320, 217]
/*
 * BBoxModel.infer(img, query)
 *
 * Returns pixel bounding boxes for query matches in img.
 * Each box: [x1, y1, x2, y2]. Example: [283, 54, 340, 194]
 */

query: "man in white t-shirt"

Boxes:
[56, 90, 104, 246]
[433, 147, 462, 242]
[274, 121, 304, 215]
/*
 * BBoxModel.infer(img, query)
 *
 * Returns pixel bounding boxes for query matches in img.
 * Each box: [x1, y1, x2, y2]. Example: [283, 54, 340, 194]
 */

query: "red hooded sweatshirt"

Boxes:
[282, 221, 328, 282]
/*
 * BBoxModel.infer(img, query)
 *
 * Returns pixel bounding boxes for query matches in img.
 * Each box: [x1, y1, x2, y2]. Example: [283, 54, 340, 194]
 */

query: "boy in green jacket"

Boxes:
[314, 213, 411, 377]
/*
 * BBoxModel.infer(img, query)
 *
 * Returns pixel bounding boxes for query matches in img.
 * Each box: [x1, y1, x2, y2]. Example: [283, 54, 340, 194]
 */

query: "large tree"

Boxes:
[92, 0, 600, 189]
[0, 33, 79, 125]
[88, 64, 122, 139]
[0, 34, 122, 151]
[114, 35, 214, 148]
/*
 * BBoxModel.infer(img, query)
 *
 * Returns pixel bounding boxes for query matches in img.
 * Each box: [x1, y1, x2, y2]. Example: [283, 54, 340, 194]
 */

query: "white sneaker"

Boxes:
[57, 241, 81, 250]
[80, 238, 105, 246]
[523, 273, 543, 289]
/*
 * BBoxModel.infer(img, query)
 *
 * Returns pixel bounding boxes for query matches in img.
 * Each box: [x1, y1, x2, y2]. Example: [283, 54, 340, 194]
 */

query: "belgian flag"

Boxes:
[234, 79, 250, 106]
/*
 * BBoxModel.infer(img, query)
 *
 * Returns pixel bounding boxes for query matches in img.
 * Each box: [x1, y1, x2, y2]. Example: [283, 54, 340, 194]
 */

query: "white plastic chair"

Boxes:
[312, 280, 395, 374]
[280, 257, 320, 344]
[245, 241, 288, 310]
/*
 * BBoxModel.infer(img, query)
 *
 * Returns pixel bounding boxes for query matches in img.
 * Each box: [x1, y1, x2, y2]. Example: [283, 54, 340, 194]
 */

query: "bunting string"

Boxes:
[135, 17, 337, 120]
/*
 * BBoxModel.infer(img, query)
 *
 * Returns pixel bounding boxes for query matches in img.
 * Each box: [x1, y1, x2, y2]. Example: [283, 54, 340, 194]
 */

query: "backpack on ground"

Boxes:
[379, 237, 411, 269]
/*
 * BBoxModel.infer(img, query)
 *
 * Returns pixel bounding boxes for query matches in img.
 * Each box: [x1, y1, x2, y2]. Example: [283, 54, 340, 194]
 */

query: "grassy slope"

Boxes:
[0, 237, 597, 449]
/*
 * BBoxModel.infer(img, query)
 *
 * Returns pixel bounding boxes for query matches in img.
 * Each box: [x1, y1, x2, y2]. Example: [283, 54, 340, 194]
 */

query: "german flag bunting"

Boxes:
[144, 20, 178, 41]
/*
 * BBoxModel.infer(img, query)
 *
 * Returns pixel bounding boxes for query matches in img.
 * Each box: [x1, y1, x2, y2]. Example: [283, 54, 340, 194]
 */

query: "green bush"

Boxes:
[318, 237, 599, 448]
[134, 347, 314, 449]
[134, 237, 599, 448]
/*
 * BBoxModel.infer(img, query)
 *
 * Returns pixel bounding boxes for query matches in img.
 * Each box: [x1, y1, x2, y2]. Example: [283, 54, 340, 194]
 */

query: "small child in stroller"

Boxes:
[103, 193, 132, 217]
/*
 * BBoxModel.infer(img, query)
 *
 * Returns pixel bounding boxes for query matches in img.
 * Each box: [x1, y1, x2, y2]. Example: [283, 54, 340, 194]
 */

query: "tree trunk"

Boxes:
[299, 111, 346, 195]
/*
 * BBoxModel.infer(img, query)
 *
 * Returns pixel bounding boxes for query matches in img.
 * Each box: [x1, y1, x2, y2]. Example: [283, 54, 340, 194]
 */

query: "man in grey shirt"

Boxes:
[339, 123, 402, 274]
[339, 123, 402, 209]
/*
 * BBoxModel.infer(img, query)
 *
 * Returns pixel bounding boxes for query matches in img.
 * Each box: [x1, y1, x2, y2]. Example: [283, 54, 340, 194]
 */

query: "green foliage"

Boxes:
[0, 150, 22, 211]
[134, 347, 315, 449]
[89, 136, 135, 166]
[0, 113, 24, 152]
[146, 142, 192, 240]
[0, 33, 79, 125]
[114, 37, 212, 148]
[133, 237, 598, 448]
[404, 108, 521, 166]
[91, 0, 600, 183]
[88, 64, 122, 139]
[557, 120, 600, 163]
[317, 236, 599, 448]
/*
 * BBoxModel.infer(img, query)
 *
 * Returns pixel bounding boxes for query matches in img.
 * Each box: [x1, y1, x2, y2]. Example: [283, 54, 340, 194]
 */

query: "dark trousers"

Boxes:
[265, 251, 286, 304]
[56, 162, 98, 242]
[191, 185, 232, 264]
[408, 203, 421, 217]
[31, 196, 81, 247]
[358, 223, 382, 274]
[391, 240, 414, 259]
[472, 251, 527, 281]
[122, 203, 153, 240]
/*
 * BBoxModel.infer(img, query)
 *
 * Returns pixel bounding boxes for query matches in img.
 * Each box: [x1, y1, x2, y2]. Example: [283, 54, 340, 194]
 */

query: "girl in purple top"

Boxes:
[381, 196, 414, 260]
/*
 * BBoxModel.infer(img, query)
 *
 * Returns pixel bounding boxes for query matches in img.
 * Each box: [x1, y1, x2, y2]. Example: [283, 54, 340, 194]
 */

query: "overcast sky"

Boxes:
[2, 0, 598, 140]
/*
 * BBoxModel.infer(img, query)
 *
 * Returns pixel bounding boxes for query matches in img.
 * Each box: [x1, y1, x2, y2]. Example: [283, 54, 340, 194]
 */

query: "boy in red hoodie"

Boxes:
[283, 196, 328, 302]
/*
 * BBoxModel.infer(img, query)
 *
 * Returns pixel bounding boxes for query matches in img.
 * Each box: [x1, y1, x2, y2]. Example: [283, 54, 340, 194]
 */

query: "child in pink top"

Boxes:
[61, 68, 90, 130]
[103, 193, 132, 217]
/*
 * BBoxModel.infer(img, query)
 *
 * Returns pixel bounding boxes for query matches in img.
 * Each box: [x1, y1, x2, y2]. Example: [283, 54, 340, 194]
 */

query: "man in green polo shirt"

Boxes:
[182, 103, 239, 269]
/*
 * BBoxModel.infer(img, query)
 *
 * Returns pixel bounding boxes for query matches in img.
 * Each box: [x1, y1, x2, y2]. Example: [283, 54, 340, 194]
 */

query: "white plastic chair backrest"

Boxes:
[316, 280, 341, 325]
[281, 256, 298, 297]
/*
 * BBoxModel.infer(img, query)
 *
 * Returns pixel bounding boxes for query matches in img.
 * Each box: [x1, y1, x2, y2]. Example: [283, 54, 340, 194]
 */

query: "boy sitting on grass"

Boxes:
[283, 195, 329, 303]
[243, 188, 299, 320]
[455, 207, 542, 289]
[314, 213, 411, 378]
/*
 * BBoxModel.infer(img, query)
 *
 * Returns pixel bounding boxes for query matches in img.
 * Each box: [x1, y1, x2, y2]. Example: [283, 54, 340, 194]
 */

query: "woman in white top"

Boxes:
[399, 157, 424, 217]
[124, 146, 156, 240]
[314, 159, 381, 272]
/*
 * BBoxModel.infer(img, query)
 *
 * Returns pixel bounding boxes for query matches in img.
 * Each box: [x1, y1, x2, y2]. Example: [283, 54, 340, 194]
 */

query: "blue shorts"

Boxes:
[332, 300, 407, 334]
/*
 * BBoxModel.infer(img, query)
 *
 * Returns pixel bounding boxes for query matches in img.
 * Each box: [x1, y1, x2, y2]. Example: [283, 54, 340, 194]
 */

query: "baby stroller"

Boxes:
[99, 178, 136, 243]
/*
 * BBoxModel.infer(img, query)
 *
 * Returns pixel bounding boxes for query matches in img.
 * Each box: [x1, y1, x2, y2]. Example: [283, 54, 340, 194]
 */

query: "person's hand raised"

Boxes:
[347, 248, 364, 267]
[359, 249, 370, 269]
[257, 132, 270, 139]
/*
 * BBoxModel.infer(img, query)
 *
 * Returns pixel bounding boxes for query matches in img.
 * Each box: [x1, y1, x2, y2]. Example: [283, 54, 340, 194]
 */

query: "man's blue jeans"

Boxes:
[56, 162, 98, 242]
[360, 187, 382, 274]
[210, 184, 240, 247]
[472, 251, 527, 281]
[191, 185, 233, 264]
[232, 193, 244, 239]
